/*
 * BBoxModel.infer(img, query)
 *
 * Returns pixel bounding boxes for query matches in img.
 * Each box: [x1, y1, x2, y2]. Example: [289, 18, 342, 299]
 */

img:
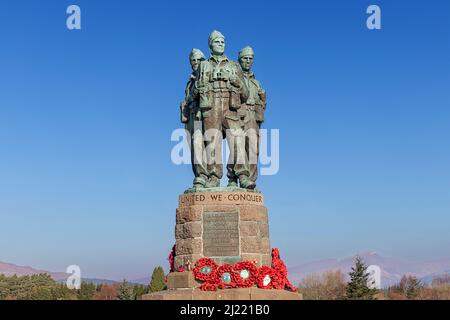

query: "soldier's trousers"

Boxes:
[244, 109, 260, 182]
[185, 108, 208, 182]
[202, 92, 249, 180]
[227, 108, 260, 183]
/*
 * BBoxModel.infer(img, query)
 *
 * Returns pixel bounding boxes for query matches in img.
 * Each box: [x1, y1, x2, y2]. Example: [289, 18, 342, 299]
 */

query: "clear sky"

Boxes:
[0, 0, 449, 281]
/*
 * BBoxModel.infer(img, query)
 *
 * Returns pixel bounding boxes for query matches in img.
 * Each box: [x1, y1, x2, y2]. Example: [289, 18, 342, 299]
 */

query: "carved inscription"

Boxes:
[179, 192, 264, 207]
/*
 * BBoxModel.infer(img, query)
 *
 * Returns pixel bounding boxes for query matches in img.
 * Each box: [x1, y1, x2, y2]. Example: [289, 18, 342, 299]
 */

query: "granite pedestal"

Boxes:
[142, 188, 301, 300]
[174, 188, 271, 268]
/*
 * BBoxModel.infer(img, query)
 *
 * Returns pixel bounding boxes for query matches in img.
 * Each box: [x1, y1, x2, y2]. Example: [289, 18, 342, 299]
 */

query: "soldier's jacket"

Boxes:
[184, 73, 196, 105]
[242, 71, 266, 123]
[193, 55, 249, 117]
[182, 72, 201, 122]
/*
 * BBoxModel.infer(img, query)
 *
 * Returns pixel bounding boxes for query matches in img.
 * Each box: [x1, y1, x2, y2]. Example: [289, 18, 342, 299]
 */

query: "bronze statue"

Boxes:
[180, 49, 208, 188]
[182, 31, 267, 190]
[194, 31, 254, 189]
[238, 46, 266, 185]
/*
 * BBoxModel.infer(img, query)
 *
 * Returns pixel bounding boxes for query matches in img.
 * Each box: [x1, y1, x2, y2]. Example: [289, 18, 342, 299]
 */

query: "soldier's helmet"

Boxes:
[189, 48, 205, 61]
[239, 46, 254, 59]
[208, 30, 225, 47]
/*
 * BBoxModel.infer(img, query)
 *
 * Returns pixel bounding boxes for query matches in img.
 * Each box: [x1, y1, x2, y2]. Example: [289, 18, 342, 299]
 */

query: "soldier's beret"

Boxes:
[239, 46, 254, 59]
[208, 30, 225, 46]
[190, 48, 205, 60]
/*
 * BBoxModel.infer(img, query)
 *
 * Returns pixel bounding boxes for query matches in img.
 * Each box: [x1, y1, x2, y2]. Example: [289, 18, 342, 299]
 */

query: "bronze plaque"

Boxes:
[203, 211, 239, 257]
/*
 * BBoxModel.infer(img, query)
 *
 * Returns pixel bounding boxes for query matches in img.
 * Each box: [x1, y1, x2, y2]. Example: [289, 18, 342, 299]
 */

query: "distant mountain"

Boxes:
[0, 261, 68, 280]
[0, 261, 116, 284]
[419, 270, 450, 285]
[288, 252, 450, 288]
[130, 277, 150, 285]
[54, 278, 119, 285]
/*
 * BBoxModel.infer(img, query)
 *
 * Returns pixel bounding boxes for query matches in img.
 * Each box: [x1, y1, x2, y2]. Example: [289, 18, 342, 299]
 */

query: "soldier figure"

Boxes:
[180, 48, 209, 188]
[194, 31, 255, 189]
[238, 46, 266, 186]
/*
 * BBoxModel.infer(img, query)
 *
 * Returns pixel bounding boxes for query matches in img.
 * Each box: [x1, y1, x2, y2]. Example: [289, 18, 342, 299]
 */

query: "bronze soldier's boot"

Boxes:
[205, 176, 220, 188]
[193, 174, 208, 188]
[239, 175, 256, 189]
[227, 177, 238, 187]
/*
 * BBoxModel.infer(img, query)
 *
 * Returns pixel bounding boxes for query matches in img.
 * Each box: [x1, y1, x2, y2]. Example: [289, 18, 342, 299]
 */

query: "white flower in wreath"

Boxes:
[222, 272, 232, 284]
[263, 274, 271, 286]
[200, 266, 212, 274]
[240, 269, 250, 280]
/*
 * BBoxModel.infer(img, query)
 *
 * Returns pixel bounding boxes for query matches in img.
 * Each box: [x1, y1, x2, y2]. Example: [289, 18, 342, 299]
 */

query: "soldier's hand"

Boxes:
[259, 90, 266, 101]
[230, 75, 241, 88]
[180, 101, 189, 124]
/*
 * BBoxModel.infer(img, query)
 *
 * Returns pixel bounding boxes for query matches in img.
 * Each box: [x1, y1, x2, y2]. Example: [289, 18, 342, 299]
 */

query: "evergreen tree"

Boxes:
[132, 284, 148, 300]
[148, 266, 166, 293]
[117, 280, 134, 300]
[0, 275, 11, 299]
[346, 256, 378, 300]
[77, 282, 97, 300]
[405, 277, 422, 300]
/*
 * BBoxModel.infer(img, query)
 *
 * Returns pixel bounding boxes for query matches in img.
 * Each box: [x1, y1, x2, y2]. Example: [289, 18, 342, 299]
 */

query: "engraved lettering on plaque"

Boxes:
[203, 211, 239, 257]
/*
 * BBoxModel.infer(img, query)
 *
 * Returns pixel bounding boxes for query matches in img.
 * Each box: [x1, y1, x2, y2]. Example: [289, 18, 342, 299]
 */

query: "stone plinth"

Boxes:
[144, 189, 303, 301]
[166, 271, 197, 289]
[142, 288, 302, 300]
[174, 189, 271, 269]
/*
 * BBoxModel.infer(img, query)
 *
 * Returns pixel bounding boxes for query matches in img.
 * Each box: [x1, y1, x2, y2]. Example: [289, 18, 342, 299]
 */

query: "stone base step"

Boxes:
[142, 287, 302, 300]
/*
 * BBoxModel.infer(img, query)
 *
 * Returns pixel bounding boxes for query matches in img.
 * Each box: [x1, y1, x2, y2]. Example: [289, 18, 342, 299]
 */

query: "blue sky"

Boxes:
[0, 0, 449, 280]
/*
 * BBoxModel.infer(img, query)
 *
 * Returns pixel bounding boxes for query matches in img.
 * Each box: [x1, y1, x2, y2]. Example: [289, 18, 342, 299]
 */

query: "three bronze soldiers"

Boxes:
[180, 31, 266, 190]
